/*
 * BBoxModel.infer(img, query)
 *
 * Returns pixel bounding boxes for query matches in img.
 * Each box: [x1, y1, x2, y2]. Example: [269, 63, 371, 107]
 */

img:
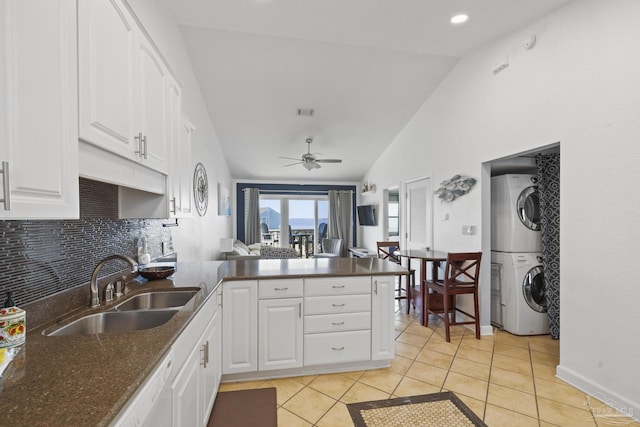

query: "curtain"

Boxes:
[328, 190, 353, 257]
[244, 188, 261, 245]
[536, 153, 560, 340]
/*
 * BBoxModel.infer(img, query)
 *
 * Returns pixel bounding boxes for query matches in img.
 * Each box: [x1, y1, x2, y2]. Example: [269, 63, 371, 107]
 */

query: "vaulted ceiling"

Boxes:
[163, 0, 573, 182]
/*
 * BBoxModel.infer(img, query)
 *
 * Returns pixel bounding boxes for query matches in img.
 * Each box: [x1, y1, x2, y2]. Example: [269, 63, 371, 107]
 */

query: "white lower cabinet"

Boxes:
[259, 298, 303, 371]
[221, 275, 395, 380]
[170, 287, 221, 427]
[112, 287, 221, 427]
[222, 280, 258, 374]
[371, 277, 396, 360]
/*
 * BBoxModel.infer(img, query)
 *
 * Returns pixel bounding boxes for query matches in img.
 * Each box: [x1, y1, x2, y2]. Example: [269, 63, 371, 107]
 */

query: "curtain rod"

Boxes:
[242, 188, 336, 194]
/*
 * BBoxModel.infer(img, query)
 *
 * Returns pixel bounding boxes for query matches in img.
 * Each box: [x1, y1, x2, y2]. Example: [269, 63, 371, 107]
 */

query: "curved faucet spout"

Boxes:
[90, 255, 139, 307]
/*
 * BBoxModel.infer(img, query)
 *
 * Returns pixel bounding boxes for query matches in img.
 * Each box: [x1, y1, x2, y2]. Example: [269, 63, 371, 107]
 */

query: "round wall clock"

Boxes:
[193, 163, 208, 216]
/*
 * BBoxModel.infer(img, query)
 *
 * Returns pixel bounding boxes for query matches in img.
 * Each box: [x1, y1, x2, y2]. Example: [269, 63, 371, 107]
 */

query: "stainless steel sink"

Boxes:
[45, 310, 177, 336]
[113, 290, 198, 311]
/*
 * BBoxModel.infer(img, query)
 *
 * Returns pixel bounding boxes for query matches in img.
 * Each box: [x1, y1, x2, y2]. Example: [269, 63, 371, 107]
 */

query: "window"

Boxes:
[388, 190, 399, 237]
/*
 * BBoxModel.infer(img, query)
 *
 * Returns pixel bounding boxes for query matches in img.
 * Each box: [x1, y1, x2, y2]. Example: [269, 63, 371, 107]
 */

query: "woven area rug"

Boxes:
[347, 391, 487, 427]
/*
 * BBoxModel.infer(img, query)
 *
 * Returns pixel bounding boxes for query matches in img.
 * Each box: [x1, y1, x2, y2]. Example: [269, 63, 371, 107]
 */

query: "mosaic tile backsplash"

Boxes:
[0, 179, 173, 307]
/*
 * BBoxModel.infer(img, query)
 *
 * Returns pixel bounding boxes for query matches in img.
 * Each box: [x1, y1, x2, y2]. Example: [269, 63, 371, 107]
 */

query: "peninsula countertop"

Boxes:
[0, 258, 406, 426]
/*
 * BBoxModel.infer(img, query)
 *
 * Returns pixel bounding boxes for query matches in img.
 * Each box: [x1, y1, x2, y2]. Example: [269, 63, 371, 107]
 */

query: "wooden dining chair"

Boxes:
[376, 241, 415, 311]
[424, 252, 482, 342]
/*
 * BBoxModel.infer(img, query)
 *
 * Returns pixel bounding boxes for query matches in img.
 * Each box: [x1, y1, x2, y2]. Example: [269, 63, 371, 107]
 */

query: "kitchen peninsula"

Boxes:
[0, 258, 406, 426]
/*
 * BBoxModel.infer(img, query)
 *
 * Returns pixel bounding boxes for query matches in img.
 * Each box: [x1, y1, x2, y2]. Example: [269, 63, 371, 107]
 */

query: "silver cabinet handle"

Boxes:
[374, 280, 378, 295]
[332, 321, 345, 326]
[332, 303, 345, 307]
[135, 132, 144, 157]
[298, 302, 302, 318]
[0, 161, 10, 210]
[274, 287, 288, 291]
[142, 135, 148, 159]
[200, 341, 209, 368]
[169, 197, 176, 214]
[332, 285, 345, 289]
[331, 346, 345, 351]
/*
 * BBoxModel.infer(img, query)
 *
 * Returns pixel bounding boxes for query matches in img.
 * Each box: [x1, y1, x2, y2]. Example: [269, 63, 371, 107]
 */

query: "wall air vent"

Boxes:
[297, 108, 315, 116]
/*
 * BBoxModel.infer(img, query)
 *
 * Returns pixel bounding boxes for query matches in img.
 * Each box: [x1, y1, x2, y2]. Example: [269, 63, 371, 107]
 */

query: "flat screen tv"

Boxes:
[357, 205, 376, 226]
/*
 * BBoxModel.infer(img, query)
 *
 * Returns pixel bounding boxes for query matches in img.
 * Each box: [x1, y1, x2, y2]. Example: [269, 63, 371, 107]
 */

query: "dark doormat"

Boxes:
[207, 387, 277, 427]
[347, 391, 487, 427]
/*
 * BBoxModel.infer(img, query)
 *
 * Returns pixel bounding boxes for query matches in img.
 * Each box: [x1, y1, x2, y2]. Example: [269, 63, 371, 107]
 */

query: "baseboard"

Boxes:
[480, 324, 494, 336]
[556, 364, 639, 422]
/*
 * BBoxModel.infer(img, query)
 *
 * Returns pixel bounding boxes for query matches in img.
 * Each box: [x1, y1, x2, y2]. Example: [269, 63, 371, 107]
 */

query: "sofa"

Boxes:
[226, 240, 299, 260]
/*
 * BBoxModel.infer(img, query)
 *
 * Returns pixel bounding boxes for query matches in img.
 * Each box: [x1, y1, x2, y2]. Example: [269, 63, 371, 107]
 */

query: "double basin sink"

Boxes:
[45, 290, 199, 337]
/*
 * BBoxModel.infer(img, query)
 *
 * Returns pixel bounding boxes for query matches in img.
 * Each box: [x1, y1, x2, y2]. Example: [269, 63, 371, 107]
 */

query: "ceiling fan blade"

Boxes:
[315, 159, 342, 163]
[283, 161, 303, 167]
[279, 156, 303, 161]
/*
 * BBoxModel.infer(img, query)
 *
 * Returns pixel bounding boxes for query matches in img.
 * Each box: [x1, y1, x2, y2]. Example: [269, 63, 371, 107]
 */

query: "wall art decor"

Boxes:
[434, 174, 477, 202]
[193, 163, 209, 216]
[217, 183, 231, 216]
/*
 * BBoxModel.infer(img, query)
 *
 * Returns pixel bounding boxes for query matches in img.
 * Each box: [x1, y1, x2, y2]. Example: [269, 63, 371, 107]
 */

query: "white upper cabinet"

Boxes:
[78, 0, 169, 175]
[0, 0, 79, 219]
[167, 77, 194, 218]
[136, 33, 168, 172]
[78, 0, 136, 160]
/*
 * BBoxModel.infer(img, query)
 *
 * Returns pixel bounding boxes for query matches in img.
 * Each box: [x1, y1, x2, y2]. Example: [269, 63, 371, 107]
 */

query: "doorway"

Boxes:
[484, 143, 560, 338]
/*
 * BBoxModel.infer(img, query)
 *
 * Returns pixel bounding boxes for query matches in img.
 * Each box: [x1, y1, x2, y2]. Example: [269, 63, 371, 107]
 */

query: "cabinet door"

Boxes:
[0, 0, 78, 219]
[78, 0, 136, 160]
[259, 298, 303, 371]
[222, 281, 258, 374]
[201, 289, 221, 418]
[172, 345, 202, 427]
[371, 277, 396, 360]
[137, 34, 168, 173]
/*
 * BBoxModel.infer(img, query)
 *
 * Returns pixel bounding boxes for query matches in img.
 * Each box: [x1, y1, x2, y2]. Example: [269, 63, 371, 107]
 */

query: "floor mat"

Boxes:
[347, 391, 486, 427]
[207, 387, 277, 427]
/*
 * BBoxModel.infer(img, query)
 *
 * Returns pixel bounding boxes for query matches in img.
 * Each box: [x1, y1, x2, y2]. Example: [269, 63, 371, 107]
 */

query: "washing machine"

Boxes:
[492, 251, 549, 335]
[491, 174, 542, 252]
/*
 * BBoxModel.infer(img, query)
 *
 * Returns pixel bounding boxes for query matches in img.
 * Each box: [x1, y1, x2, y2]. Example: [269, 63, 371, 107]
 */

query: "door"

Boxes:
[406, 177, 433, 281]
[406, 178, 433, 250]
[371, 277, 395, 360]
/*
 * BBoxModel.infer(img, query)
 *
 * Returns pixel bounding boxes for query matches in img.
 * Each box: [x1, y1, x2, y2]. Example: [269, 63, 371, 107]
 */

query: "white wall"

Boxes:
[361, 0, 640, 415]
[127, 0, 233, 261]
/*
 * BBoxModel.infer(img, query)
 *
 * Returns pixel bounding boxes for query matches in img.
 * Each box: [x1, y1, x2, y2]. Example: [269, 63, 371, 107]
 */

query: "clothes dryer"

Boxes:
[492, 251, 549, 335]
[491, 174, 542, 252]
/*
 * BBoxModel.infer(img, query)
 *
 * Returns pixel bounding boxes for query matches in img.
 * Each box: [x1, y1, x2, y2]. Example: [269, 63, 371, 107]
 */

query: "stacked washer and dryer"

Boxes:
[491, 174, 549, 335]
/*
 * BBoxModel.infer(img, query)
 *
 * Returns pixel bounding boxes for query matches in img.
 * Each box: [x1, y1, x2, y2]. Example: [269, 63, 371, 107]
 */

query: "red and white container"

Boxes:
[0, 307, 26, 348]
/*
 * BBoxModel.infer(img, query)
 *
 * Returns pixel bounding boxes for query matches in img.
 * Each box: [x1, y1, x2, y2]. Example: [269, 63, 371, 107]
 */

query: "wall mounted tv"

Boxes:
[357, 205, 377, 226]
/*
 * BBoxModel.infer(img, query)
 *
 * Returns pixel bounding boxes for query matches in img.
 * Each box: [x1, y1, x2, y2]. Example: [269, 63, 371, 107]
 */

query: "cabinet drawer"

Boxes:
[304, 330, 371, 365]
[304, 295, 370, 315]
[259, 279, 304, 299]
[305, 276, 371, 296]
[304, 312, 371, 334]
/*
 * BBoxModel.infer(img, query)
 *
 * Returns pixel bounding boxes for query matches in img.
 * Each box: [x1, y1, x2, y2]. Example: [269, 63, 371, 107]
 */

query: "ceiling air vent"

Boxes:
[297, 108, 315, 117]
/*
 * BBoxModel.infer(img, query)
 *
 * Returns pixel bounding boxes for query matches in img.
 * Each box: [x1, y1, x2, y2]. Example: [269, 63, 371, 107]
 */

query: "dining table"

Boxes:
[394, 249, 449, 326]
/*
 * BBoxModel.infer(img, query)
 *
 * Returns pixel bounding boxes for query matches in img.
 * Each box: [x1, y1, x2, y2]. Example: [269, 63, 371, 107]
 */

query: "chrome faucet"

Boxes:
[90, 255, 138, 307]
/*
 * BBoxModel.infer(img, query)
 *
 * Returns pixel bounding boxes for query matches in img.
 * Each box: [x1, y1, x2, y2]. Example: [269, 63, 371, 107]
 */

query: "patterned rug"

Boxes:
[347, 392, 487, 427]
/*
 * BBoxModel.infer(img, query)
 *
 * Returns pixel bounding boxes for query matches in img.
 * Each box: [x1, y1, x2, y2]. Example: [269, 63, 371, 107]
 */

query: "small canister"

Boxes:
[0, 307, 26, 348]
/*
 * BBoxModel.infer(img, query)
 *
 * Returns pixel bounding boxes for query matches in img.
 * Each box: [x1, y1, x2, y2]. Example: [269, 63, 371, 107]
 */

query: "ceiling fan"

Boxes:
[280, 138, 342, 171]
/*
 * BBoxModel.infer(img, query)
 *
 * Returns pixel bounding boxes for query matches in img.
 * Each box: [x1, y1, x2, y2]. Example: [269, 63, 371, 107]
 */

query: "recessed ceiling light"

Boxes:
[450, 14, 469, 25]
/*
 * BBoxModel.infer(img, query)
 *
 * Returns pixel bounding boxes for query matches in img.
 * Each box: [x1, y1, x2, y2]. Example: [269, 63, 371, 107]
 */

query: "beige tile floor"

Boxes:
[219, 301, 639, 426]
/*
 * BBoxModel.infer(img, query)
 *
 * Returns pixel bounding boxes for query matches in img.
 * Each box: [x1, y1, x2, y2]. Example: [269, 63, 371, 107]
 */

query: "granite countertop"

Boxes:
[0, 258, 406, 426]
